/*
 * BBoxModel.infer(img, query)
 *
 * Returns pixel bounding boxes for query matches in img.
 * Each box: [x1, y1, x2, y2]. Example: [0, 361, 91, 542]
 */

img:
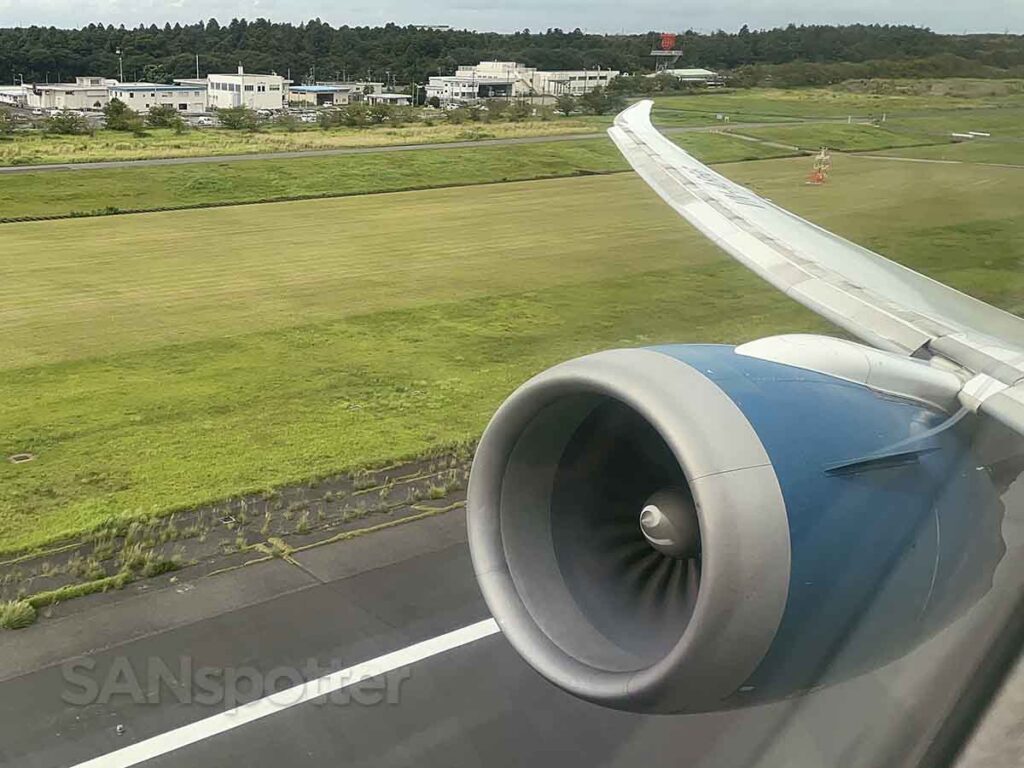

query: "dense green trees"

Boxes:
[0, 22, 1021, 87]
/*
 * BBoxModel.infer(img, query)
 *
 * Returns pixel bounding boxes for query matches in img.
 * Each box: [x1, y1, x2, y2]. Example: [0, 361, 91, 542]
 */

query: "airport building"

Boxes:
[25, 76, 113, 110]
[108, 83, 207, 114]
[648, 68, 722, 84]
[531, 68, 619, 96]
[0, 85, 28, 106]
[364, 92, 413, 107]
[424, 75, 516, 105]
[204, 67, 289, 110]
[288, 82, 384, 107]
[426, 61, 620, 105]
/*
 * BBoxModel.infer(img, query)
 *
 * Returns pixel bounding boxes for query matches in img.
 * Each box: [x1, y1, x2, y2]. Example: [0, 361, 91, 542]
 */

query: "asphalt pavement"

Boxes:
[0, 509, 769, 768]
[0, 503, 1021, 768]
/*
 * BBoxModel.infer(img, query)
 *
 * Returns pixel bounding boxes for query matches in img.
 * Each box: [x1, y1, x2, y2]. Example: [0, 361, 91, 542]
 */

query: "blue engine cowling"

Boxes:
[467, 343, 1005, 713]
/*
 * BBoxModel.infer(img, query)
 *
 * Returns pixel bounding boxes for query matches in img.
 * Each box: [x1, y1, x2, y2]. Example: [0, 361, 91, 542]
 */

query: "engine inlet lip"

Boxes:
[468, 346, 792, 713]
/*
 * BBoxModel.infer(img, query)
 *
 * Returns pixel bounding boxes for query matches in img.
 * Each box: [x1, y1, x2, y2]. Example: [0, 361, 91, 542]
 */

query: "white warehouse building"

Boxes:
[108, 83, 207, 114]
[26, 76, 114, 110]
[425, 75, 515, 104]
[532, 68, 618, 96]
[648, 68, 722, 84]
[427, 61, 619, 105]
[205, 67, 289, 110]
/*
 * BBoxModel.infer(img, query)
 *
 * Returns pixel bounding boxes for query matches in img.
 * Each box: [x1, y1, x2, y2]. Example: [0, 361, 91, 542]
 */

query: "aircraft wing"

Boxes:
[608, 100, 1024, 434]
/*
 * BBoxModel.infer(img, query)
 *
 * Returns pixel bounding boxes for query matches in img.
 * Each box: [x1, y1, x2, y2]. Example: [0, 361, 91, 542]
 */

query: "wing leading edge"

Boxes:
[608, 100, 1024, 432]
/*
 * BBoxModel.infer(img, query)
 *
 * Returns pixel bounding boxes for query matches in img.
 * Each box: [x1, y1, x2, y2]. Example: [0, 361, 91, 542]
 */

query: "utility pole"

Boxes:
[116, 49, 124, 82]
[195, 54, 200, 79]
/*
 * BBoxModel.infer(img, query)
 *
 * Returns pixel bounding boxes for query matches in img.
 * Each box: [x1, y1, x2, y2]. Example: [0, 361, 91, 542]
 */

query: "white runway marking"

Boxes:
[68, 618, 500, 768]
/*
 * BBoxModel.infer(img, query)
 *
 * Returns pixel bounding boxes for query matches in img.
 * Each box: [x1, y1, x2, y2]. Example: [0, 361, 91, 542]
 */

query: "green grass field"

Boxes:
[883, 107, 1024, 140]
[863, 106, 1024, 165]
[0, 111, 777, 169]
[0, 118, 601, 167]
[0, 132, 797, 220]
[873, 140, 1024, 165]
[723, 122, 945, 152]
[651, 80, 1024, 120]
[3, 155, 1024, 555]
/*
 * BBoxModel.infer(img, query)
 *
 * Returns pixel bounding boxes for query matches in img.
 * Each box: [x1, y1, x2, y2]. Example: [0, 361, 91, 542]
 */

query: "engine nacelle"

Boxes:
[467, 343, 1004, 713]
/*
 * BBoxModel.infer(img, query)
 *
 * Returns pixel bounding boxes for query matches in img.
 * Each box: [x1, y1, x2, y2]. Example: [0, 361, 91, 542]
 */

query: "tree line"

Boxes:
[2, 21, 1023, 86]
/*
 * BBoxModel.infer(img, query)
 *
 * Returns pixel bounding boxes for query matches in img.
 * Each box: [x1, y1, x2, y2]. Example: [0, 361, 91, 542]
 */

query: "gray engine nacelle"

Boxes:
[467, 344, 1004, 714]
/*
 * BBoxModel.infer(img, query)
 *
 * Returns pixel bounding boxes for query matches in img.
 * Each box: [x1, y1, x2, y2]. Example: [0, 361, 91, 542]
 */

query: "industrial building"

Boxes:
[0, 86, 27, 107]
[426, 61, 620, 106]
[108, 83, 207, 114]
[14, 68, 300, 116]
[648, 68, 722, 84]
[532, 68, 619, 96]
[424, 75, 515, 104]
[203, 67, 289, 110]
[364, 92, 413, 107]
[288, 82, 383, 107]
[25, 76, 114, 110]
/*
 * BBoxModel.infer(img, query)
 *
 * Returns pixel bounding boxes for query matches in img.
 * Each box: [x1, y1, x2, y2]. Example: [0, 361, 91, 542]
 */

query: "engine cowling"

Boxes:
[467, 343, 1004, 713]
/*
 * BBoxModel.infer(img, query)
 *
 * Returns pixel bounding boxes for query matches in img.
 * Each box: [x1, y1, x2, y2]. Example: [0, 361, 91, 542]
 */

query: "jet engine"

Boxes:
[467, 341, 1005, 713]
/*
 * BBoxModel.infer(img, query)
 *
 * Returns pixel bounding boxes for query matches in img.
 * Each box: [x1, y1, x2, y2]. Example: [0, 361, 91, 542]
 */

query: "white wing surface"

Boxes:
[609, 100, 1024, 430]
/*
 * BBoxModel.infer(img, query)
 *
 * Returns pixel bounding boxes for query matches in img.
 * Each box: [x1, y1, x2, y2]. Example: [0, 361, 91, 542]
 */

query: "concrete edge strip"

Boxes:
[66, 618, 500, 768]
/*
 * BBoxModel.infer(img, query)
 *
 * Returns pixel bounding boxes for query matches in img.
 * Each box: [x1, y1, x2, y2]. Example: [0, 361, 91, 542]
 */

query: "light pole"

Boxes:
[115, 49, 124, 82]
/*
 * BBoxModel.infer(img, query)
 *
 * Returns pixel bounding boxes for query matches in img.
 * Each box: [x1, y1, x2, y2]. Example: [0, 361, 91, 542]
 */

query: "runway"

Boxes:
[0, 512, 760, 768]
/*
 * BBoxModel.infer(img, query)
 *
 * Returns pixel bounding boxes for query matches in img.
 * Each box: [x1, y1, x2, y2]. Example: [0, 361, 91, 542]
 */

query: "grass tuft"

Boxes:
[0, 600, 37, 630]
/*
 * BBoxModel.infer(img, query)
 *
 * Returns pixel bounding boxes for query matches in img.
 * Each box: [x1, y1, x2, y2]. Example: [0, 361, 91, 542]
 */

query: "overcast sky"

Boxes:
[0, 0, 1021, 34]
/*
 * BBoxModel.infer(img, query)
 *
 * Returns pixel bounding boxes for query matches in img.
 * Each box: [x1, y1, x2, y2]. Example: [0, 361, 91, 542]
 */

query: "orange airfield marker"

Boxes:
[807, 146, 832, 185]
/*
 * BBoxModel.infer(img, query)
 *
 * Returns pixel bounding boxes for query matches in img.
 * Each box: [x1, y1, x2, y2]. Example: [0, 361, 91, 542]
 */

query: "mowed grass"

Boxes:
[0, 118, 601, 167]
[652, 80, 1024, 120]
[0, 132, 796, 220]
[883, 107, 1024, 140]
[723, 122, 946, 152]
[873, 140, 1024, 166]
[866, 107, 1024, 165]
[3, 158, 1023, 554]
